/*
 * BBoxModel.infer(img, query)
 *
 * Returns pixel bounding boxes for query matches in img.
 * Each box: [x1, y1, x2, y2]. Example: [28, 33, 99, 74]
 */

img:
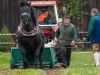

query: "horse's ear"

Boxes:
[20, 2, 26, 7]
[27, 3, 31, 7]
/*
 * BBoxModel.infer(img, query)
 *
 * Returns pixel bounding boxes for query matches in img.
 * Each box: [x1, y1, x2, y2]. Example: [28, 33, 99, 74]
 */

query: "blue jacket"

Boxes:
[86, 14, 100, 44]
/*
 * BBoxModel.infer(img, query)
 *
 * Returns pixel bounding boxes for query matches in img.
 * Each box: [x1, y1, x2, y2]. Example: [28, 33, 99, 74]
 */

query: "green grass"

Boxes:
[0, 52, 10, 69]
[0, 52, 42, 75]
[0, 51, 100, 75]
[60, 52, 100, 75]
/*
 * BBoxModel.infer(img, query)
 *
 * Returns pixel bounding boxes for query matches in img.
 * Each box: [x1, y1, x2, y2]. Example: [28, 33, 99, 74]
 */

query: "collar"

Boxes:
[62, 23, 70, 26]
[93, 14, 99, 17]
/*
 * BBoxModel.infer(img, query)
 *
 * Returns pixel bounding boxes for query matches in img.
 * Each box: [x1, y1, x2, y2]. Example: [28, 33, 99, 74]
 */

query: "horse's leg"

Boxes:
[39, 48, 44, 69]
[19, 44, 29, 68]
[27, 52, 34, 66]
[34, 55, 39, 69]
[23, 52, 29, 68]
[39, 34, 45, 68]
[34, 44, 42, 69]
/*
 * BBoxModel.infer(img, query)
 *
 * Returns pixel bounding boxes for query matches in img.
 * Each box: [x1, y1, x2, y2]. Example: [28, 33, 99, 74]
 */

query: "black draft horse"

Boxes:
[17, 2, 44, 69]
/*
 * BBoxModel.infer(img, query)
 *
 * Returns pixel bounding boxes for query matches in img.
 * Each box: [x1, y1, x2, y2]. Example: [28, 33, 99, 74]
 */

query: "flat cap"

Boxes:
[64, 14, 71, 18]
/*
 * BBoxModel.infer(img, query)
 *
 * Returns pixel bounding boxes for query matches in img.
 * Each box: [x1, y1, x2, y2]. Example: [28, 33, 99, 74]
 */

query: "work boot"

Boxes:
[61, 64, 67, 68]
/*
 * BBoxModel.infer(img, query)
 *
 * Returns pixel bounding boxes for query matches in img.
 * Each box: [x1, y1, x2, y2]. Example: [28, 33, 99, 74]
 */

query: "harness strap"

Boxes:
[19, 25, 40, 36]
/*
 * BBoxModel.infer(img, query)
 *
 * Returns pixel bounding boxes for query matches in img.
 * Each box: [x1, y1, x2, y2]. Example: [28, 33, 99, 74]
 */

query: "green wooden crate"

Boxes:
[10, 47, 58, 68]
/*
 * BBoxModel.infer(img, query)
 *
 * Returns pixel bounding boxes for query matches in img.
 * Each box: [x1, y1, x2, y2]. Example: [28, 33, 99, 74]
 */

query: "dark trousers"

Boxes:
[59, 45, 72, 66]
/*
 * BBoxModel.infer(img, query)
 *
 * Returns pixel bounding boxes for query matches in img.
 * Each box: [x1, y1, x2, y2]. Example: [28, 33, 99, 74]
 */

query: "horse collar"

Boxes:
[20, 28, 38, 36]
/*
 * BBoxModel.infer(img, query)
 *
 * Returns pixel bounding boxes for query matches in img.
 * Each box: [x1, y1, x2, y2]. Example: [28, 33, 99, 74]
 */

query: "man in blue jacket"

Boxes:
[86, 8, 100, 67]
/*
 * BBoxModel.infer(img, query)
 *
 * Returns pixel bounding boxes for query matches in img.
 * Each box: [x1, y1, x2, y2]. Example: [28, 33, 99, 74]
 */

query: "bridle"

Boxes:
[20, 7, 40, 36]
[21, 12, 30, 24]
[21, 12, 31, 18]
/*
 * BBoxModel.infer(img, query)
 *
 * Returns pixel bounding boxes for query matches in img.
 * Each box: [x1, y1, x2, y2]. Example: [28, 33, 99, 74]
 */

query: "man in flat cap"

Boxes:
[54, 14, 77, 68]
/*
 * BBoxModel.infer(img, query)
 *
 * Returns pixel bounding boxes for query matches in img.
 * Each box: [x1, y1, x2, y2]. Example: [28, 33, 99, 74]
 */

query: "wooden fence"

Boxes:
[0, 0, 100, 48]
[0, 0, 100, 33]
[0, 0, 20, 33]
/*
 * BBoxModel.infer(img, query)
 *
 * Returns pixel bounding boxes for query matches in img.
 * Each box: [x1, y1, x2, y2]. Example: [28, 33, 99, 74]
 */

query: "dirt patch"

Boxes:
[0, 65, 64, 75]
[0, 68, 10, 72]
[41, 65, 63, 75]
[0, 68, 13, 74]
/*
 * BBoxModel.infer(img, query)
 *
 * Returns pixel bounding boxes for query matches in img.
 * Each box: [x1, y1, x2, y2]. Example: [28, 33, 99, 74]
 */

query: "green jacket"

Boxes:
[86, 14, 100, 43]
[44, 18, 50, 24]
[55, 23, 77, 45]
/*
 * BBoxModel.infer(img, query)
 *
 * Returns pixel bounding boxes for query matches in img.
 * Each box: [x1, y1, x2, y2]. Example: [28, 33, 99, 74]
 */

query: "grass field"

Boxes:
[0, 52, 42, 75]
[0, 51, 100, 75]
[60, 52, 100, 75]
[0, 52, 10, 69]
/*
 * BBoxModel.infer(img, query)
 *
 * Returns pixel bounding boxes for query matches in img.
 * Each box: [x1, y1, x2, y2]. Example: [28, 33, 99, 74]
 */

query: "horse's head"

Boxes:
[20, 2, 31, 25]
[19, 2, 39, 35]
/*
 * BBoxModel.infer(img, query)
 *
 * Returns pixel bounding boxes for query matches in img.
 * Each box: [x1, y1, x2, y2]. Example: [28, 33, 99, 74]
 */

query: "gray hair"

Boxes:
[91, 8, 99, 14]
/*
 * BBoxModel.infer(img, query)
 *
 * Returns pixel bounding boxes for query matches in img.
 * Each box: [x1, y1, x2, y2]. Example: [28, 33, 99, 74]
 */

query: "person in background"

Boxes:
[86, 8, 100, 67]
[54, 14, 77, 68]
[37, 10, 50, 24]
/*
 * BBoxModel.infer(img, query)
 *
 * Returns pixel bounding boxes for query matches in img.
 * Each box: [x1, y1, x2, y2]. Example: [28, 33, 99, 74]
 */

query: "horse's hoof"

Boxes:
[19, 66, 23, 69]
[40, 66, 44, 69]
[22, 66, 27, 69]
[40, 65, 44, 69]
[35, 66, 38, 69]
[35, 65, 38, 69]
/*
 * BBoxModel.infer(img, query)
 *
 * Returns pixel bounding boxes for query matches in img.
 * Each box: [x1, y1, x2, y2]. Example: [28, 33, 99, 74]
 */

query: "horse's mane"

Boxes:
[20, 2, 30, 8]
[31, 7, 38, 27]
